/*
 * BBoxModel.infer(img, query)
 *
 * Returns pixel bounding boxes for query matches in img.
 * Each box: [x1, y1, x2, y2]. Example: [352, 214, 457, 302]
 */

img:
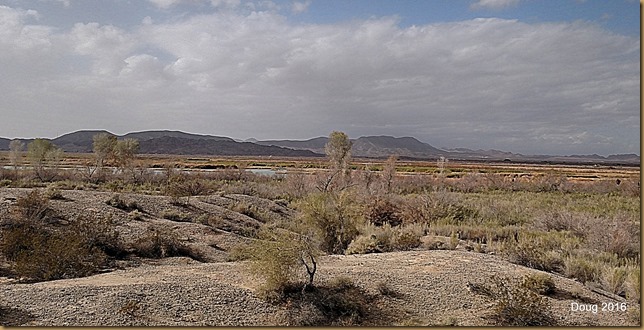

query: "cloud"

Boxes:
[39, 0, 71, 7]
[470, 0, 520, 10]
[291, 0, 311, 14]
[147, 0, 241, 9]
[147, 0, 183, 9]
[0, 5, 639, 156]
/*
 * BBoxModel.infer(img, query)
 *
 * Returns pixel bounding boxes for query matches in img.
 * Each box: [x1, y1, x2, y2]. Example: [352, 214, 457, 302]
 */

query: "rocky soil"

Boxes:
[0, 188, 639, 326]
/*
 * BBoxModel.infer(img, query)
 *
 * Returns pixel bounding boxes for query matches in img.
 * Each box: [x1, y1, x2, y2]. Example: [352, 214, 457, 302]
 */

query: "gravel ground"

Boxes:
[0, 251, 639, 326]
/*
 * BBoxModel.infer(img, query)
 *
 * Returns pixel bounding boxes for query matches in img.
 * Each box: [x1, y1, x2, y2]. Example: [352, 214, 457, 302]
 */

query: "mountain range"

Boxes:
[0, 130, 639, 165]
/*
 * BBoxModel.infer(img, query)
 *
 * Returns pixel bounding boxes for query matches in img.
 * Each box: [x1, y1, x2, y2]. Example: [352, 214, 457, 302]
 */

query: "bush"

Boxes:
[246, 227, 319, 296]
[399, 191, 477, 226]
[500, 232, 577, 272]
[472, 275, 556, 326]
[164, 175, 218, 205]
[106, 194, 141, 212]
[563, 255, 600, 284]
[44, 187, 65, 200]
[345, 223, 424, 255]
[275, 277, 390, 326]
[159, 209, 192, 222]
[0, 216, 119, 281]
[129, 210, 144, 221]
[376, 281, 401, 298]
[521, 273, 556, 295]
[297, 191, 362, 254]
[626, 266, 640, 303]
[599, 265, 630, 297]
[365, 197, 402, 227]
[13, 190, 52, 222]
[130, 228, 187, 259]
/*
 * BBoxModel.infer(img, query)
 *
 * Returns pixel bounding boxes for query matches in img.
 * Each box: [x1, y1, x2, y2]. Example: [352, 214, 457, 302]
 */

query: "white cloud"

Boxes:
[0, 6, 51, 51]
[40, 0, 71, 7]
[291, 0, 311, 14]
[147, 0, 241, 9]
[147, 0, 183, 9]
[470, 0, 520, 10]
[0, 5, 639, 155]
[68, 22, 136, 74]
[210, 0, 241, 9]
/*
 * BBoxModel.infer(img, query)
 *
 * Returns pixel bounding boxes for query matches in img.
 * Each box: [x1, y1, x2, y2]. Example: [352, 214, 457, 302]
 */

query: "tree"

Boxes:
[9, 140, 24, 170]
[27, 139, 62, 181]
[92, 133, 117, 168]
[318, 131, 352, 192]
[247, 227, 320, 295]
[113, 138, 139, 170]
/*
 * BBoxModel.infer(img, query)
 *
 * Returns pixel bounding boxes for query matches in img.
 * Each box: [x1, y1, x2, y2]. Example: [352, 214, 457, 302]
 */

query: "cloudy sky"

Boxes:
[0, 0, 639, 156]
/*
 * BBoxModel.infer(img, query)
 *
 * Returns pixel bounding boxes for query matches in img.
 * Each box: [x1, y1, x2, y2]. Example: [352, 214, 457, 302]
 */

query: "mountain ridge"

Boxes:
[0, 130, 639, 165]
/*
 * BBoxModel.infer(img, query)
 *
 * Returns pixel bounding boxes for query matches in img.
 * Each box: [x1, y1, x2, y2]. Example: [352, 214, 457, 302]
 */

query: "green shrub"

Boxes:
[159, 209, 192, 222]
[345, 235, 381, 255]
[130, 228, 187, 259]
[106, 194, 141, 212]
[129, 210, 144, 221]
[399, 191, 477, 226]
[392, 223, 424, 250]
[376, 281, 401, 298]
[245, 227, 320, 296]
[345, 223, 424, 255]
[44, 187, 65, 200]
[0, 216, 118, 281]
[164, 176, 218, 205]
[13, 190, 52, 222]
[599, 265, 630, 297]
[474, 275, 556, 326]
[521, 273, 556, 295]
[500, 232, 577, 272]
[297, 191, 362, 254]
[563, 255, 600, 284]
[626, 266, 640, 303]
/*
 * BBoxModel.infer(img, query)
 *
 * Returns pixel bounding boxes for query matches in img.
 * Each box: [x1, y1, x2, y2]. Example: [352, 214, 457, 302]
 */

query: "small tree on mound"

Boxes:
[246, 227, 320, 297]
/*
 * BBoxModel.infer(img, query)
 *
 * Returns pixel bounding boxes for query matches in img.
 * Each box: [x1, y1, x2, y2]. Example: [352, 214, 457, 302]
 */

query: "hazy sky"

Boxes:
[0, 0, 639, 156]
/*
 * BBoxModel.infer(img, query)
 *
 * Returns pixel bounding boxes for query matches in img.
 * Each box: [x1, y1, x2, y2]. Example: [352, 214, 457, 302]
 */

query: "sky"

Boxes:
[0, 0, 640, 156]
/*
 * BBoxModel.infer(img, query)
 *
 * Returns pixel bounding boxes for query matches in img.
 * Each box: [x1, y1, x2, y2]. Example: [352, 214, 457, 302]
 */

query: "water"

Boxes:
[2, 165, 287, 177]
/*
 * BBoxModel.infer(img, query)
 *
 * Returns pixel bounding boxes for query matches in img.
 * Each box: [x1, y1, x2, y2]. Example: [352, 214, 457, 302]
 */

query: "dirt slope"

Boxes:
[0, 250, 638, 326]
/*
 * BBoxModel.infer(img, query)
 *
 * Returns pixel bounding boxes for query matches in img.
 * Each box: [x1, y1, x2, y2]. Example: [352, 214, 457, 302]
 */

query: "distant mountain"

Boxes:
[0, 130, 320, 157]
[0, 130, 638, 165]
[256, 137, 329, 152]
[138, 136, 320, 157]
[0, 138, 9, 150]
[52, 130, 113, 153]
[257, 136, 447, 158]
[606, 154, 641, 161]
[353, 136, 446, 158]
[122, 130, 234, 142]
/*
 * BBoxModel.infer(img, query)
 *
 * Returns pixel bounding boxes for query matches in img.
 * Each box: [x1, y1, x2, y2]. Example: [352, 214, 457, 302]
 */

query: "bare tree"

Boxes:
[382, 154, 398, 194]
